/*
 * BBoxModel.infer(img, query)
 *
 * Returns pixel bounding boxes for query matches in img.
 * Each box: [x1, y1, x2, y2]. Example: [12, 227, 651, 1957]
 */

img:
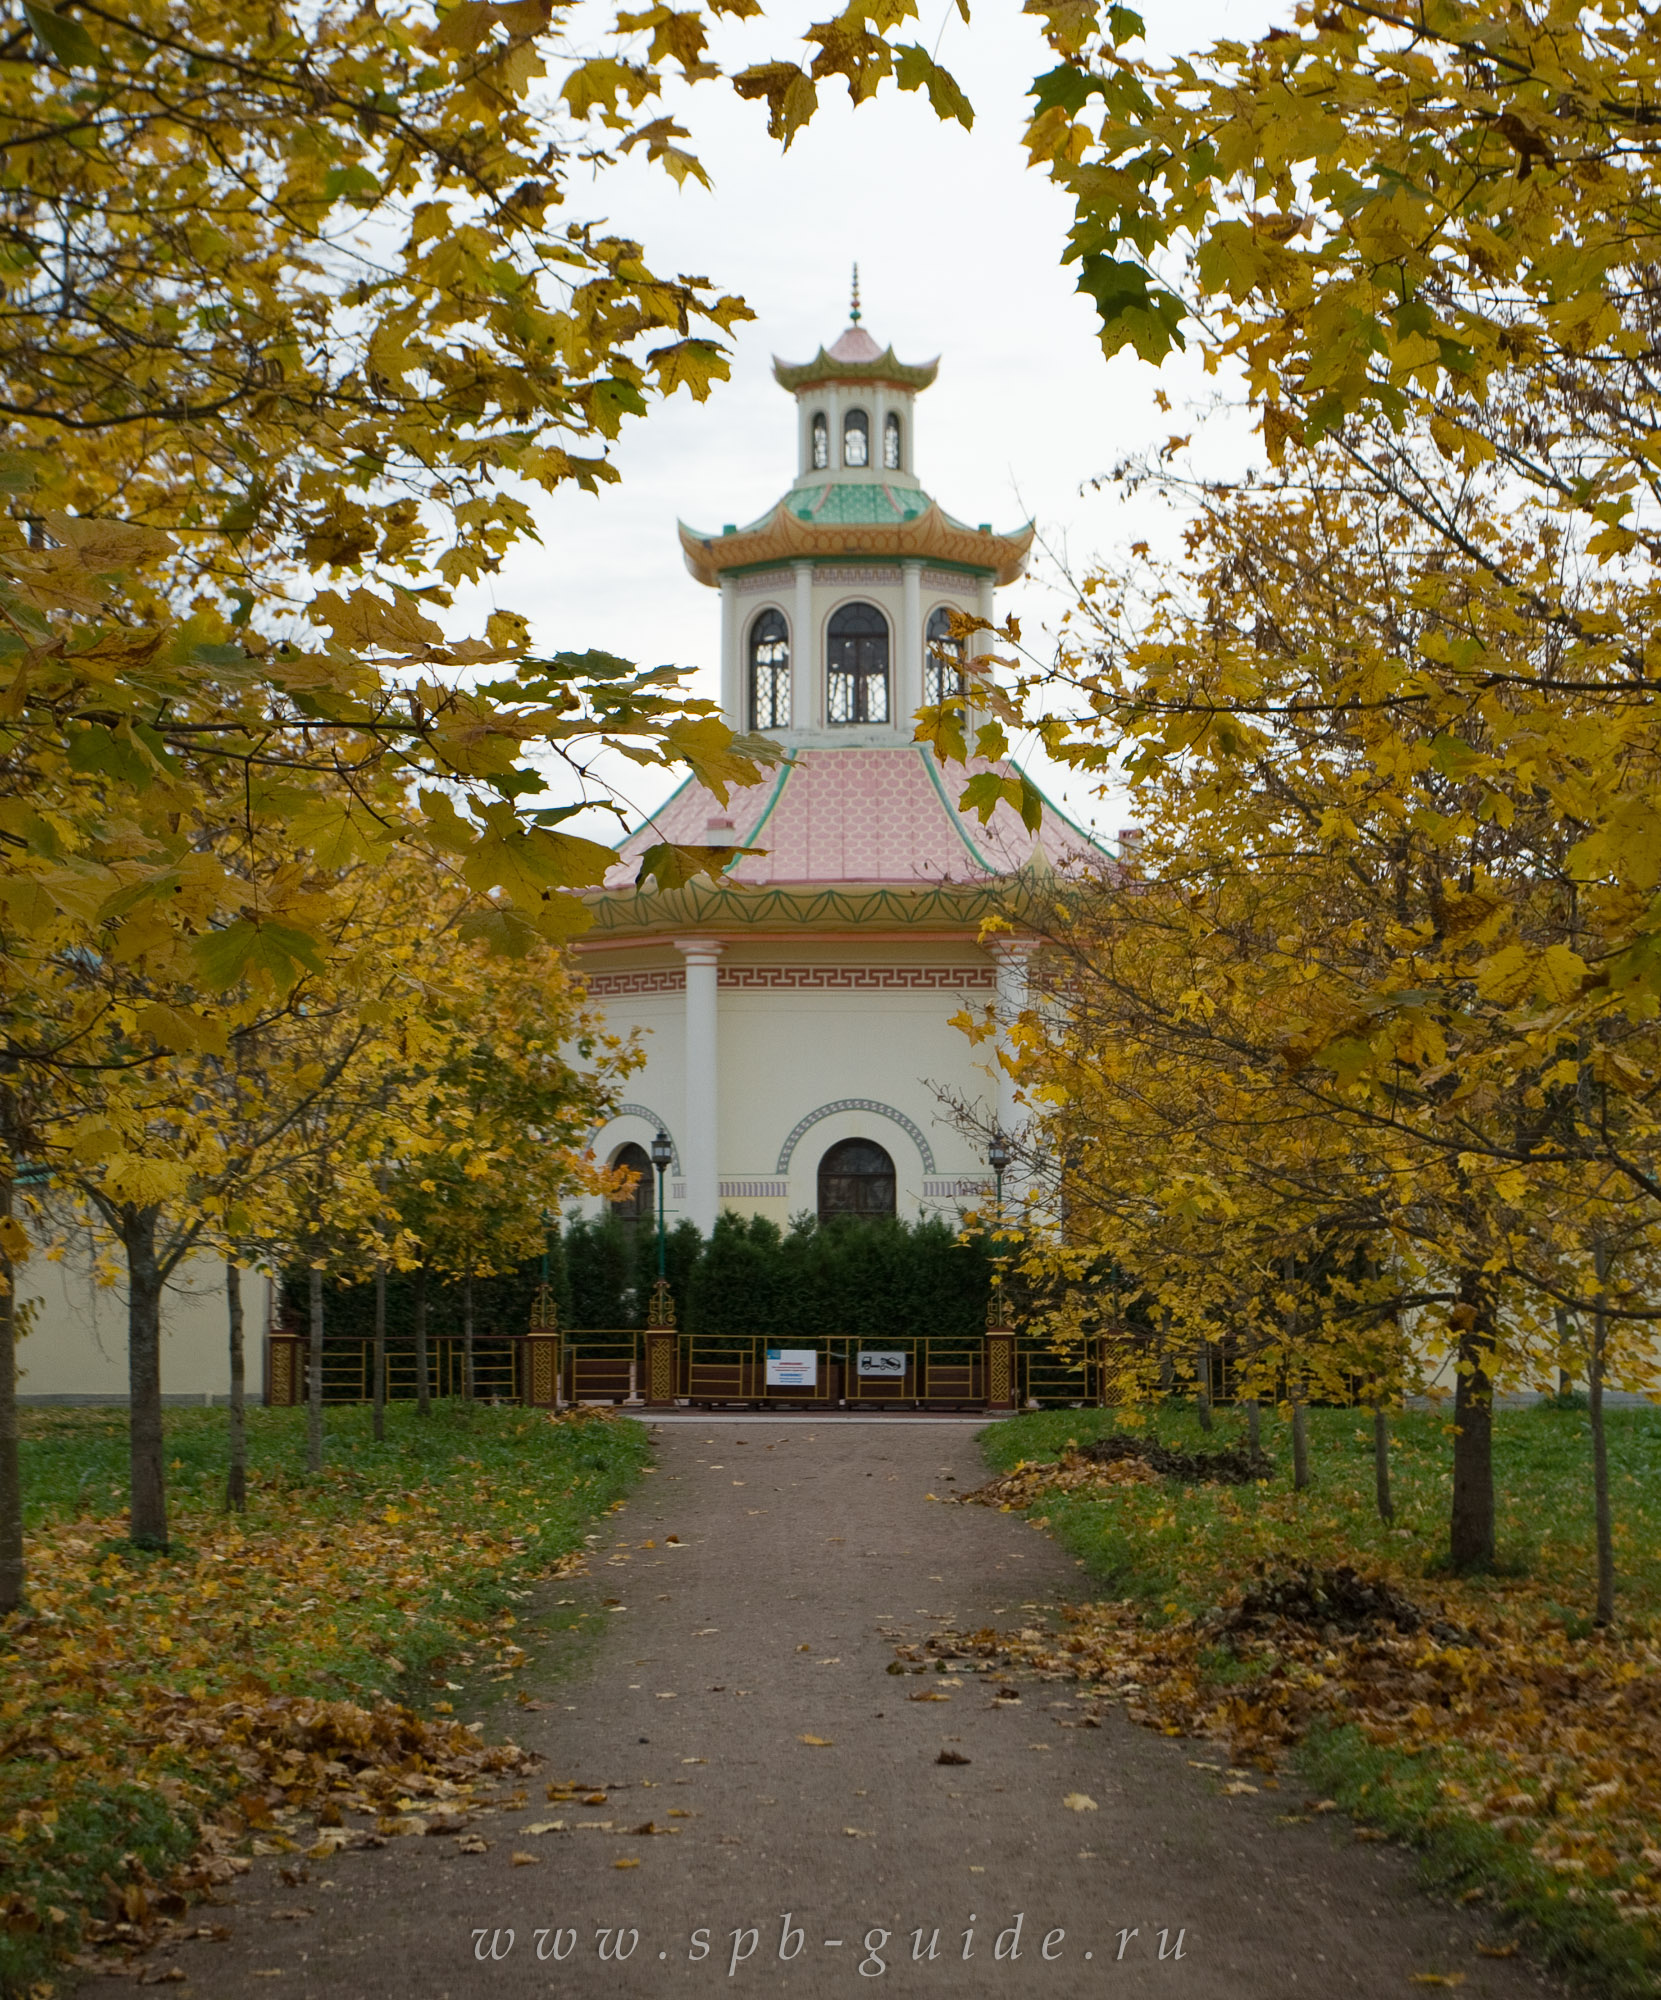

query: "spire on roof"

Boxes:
[849, 262, 861, 325]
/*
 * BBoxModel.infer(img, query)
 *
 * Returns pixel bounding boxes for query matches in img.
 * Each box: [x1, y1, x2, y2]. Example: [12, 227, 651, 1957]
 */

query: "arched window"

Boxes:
[609, 1142, 654, 1227]
[826, 602, 889, 725]
[924, 606, 967, 707]
[811, 411, 829, 470]
[883, 411, 902, 470]
[749, 609, 790, 730]
[818, 1138, 896, 1222]
[843, 408, 869, 468]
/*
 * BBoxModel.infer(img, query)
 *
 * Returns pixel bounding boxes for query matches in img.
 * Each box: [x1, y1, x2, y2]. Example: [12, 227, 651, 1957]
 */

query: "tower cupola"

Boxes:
[676, 283, 1035, 744]
[772, 268, 938, 489]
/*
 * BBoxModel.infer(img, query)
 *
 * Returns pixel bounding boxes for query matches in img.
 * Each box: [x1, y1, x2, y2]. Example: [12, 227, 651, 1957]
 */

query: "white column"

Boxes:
[792, 560, 815, 731]
[720, 575, 739, 728]
[900, 559, 923, 729]
[990, 939, 1033, 1150]
[968, 571, 997, 735]
[677, 938, 723, 1236]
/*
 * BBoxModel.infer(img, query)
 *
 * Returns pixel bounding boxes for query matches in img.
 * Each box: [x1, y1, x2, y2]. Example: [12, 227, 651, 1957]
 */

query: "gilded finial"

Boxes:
[849, 262, 861, 325]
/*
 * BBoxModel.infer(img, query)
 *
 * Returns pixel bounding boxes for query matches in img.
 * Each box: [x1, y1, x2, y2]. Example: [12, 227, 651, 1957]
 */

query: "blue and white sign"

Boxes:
[765, 1347, 817, 1388]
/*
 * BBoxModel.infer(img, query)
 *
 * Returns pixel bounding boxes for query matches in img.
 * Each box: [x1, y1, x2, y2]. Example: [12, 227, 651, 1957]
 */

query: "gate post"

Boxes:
[524, 1284, 562, 1410]
[644, 1279, 678, 1409]
[266, 1333, 303, 1407]
[985, 1287, 1016, 1414]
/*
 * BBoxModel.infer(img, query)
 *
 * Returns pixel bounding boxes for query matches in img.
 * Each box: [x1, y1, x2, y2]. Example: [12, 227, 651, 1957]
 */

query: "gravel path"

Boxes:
[134, 1419, 1562, 1997]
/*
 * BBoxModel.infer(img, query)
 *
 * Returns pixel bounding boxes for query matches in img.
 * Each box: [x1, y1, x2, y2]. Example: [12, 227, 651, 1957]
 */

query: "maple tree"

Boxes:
[970, 452, 1661, 1588]
[0, 0, 984, 1601]
[25, 807, 632, 1549]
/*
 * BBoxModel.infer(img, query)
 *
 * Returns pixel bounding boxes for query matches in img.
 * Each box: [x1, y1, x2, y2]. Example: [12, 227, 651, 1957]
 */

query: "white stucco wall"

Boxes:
[578, 940, 1001, 1231]
[15, 1223, 260, 1401]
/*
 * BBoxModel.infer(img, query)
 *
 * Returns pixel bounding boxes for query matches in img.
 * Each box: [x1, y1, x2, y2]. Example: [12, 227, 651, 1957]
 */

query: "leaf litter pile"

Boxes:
[944, 1409, 1661, 1978]
[1, 1403, 647, 1990]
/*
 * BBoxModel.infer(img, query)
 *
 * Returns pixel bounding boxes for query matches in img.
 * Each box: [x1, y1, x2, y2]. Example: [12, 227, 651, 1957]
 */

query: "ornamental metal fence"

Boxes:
[266, 1328, 1111, 1412]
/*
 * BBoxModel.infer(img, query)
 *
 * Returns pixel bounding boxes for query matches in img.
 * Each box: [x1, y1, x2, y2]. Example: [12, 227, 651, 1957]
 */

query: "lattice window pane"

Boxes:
[924, 605, 967, 707]
[826, 602, 889, 725]
[749, 608, 791, 730]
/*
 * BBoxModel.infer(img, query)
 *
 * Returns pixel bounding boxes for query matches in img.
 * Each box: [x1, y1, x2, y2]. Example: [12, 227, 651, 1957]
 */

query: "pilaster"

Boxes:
[900, 559, 923, 728]
[792, 560, 815, 730]
[676, 938, 724, 1236]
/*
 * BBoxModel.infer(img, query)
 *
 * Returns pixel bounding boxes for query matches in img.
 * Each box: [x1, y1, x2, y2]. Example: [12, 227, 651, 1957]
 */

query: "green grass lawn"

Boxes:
[1, 1402, 650, 1998]
[982, 1400, 1661, 1625]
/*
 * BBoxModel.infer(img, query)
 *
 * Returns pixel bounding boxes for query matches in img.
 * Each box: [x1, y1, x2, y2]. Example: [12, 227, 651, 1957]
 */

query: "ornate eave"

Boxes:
[772, 347, 939, 394]
[678, 500, 1034, 589]
[581, 869, 1056, 942]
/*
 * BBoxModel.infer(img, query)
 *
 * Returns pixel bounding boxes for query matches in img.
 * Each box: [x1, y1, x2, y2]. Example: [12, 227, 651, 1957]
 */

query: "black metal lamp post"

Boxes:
[987, 1130, 1012, 1330]
[646, 1128, 676, 1334]
[650, 1129, 674, 1281]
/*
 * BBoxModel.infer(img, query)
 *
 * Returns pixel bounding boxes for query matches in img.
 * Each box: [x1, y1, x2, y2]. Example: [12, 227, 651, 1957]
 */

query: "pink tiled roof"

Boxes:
[827, 325, 883, 362]
[605, 745, 1100, 891]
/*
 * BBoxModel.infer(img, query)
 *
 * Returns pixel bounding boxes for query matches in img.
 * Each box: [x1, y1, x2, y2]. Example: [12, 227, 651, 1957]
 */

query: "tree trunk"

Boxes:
[1194, 1338, 1214, 1432]
[1554, 1305, 1576, 1397]
[462, 1258, 475, 1403]
[1590, 1240, 1615, 1626]
[0, 1159, 22, 1613]
[124, 1206, 168, 1549]
[1283, 1258, 1309, 1489]
[1372, 1403, 1394, 1523]
[225, 1257, 247, 1512]
[372, 1256, 387, 1443]
[307, 1260, 324, 1473]
[414, 1262, 430, 1417]
[1448, 1267, 1496, 1572]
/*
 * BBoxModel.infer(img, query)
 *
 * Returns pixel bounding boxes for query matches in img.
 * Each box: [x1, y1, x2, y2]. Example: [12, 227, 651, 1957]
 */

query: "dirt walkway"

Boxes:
[136, 1420, 1560, 1997]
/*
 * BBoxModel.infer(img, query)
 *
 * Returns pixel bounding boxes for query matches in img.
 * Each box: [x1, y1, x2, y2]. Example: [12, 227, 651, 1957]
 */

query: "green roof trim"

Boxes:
[773, 346, 939, 393]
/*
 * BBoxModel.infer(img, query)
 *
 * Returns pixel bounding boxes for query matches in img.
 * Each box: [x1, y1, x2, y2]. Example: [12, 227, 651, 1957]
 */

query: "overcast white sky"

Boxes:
[450, 0, 1279, 839]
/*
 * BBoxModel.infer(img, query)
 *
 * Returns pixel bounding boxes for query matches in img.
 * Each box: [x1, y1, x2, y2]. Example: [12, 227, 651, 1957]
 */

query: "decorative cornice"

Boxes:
[678, 501, 1033, 590]
[725, 964, 995, 991]
[583, 877, 1021, 939]
[582, 965, 998, 997]
[776, 1098, 936, 1175]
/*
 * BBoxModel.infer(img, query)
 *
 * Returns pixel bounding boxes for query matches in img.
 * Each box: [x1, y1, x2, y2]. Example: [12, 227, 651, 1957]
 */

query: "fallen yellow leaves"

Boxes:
[797, 1734, 834, 1748]
[1062, 1793, 1098, 1813]
[931, 1459, 1661, 1940]
[5, 1406, 647, 1986]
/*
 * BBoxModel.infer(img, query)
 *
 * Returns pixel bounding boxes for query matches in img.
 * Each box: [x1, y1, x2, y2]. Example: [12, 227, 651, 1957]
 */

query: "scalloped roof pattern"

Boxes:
[605, 745, 1099, 893]
[787, 482, 928, 524]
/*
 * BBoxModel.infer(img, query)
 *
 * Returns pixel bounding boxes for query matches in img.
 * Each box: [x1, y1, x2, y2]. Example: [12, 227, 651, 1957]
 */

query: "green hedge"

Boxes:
[684, 1212, 994, 1338]
[292, 1210, 995, 1342]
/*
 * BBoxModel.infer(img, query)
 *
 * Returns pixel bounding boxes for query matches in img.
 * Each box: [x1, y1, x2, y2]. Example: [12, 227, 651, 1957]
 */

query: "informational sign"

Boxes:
[765, 1347, 817, 1388]
[857, 1350, 907, 1378]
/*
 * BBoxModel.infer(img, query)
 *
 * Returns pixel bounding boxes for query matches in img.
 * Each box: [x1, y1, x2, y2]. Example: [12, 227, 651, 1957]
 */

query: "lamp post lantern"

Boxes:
[987, 1130, 1011, 1212]
[647, 1129, 676, 1330]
